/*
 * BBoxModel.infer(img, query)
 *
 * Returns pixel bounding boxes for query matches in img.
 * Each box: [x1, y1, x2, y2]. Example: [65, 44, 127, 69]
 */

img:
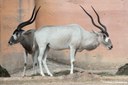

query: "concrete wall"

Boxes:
[0, 0, 128, 73]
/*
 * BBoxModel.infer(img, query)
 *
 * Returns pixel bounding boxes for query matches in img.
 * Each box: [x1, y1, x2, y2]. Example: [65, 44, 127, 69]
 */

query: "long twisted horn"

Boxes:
[91, 6, 107, 31]
[80, 5, 103, 31]
[17, 6, 41, 30]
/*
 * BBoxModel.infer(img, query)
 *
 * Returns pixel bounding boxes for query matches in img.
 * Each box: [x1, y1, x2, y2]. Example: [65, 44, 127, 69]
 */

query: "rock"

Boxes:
[0, 65, 10, 77]
[116, 63, 128, 75]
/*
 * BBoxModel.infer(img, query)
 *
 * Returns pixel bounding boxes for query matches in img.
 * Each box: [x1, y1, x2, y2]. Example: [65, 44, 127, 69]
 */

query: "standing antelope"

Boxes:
[8, 6, 40, 76]
[34, 5, 113, 76]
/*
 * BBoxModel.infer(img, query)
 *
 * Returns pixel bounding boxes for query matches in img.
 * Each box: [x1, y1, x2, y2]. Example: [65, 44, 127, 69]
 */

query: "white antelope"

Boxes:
[34, 5, 113, 76]
[8, 6, 40, 76]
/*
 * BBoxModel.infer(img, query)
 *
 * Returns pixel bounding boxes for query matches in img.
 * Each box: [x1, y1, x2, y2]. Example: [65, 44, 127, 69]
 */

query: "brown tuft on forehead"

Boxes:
[101, 31, 109, 37]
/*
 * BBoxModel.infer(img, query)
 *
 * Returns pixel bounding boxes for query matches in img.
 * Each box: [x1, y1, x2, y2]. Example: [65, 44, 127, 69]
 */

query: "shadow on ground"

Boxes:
[31, 69, 82, 77]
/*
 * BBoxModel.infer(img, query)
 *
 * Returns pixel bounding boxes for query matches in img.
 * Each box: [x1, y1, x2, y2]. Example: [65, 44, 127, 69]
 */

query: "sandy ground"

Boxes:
[0, 60, 128, 85]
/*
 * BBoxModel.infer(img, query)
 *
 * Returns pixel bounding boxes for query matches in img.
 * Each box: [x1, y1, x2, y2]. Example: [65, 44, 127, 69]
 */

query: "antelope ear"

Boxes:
[23, 31, 32, 35]
[92, 30, 99, 36]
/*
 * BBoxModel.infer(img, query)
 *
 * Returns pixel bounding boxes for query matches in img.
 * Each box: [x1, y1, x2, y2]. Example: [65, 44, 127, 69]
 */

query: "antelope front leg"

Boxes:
[32, 51, 38, 75]
[32, 58, 38, 75]
[69, 46, 76, 74]
[22, 51, 28, 77]
[42, 48, 53, 76]
[38, 46, 46, 76]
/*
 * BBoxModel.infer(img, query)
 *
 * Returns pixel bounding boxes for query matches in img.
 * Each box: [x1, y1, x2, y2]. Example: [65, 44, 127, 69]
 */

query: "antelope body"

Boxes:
[34, 5, 113, 76]
[8, 6, 40, 76]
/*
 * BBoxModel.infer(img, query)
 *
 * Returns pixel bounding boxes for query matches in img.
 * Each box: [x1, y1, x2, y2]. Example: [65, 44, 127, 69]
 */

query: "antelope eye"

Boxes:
[15, 32, 19, 35]
[103, 34, 106, 39]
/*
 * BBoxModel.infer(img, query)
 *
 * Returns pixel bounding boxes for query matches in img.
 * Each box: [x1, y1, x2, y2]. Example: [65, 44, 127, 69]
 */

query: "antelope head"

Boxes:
[80, 5, 113, 50]
[8, 6, 40, 45]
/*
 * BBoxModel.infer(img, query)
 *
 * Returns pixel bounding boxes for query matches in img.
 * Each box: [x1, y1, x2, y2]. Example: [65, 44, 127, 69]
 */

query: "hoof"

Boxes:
[70, 71, 73, 74]
[49, 74, 53, 77]
[40, 73, 45, 76]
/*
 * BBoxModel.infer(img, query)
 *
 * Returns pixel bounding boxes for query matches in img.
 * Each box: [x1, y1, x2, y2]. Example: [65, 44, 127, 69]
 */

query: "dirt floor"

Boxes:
[0, 60, 128, 85]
